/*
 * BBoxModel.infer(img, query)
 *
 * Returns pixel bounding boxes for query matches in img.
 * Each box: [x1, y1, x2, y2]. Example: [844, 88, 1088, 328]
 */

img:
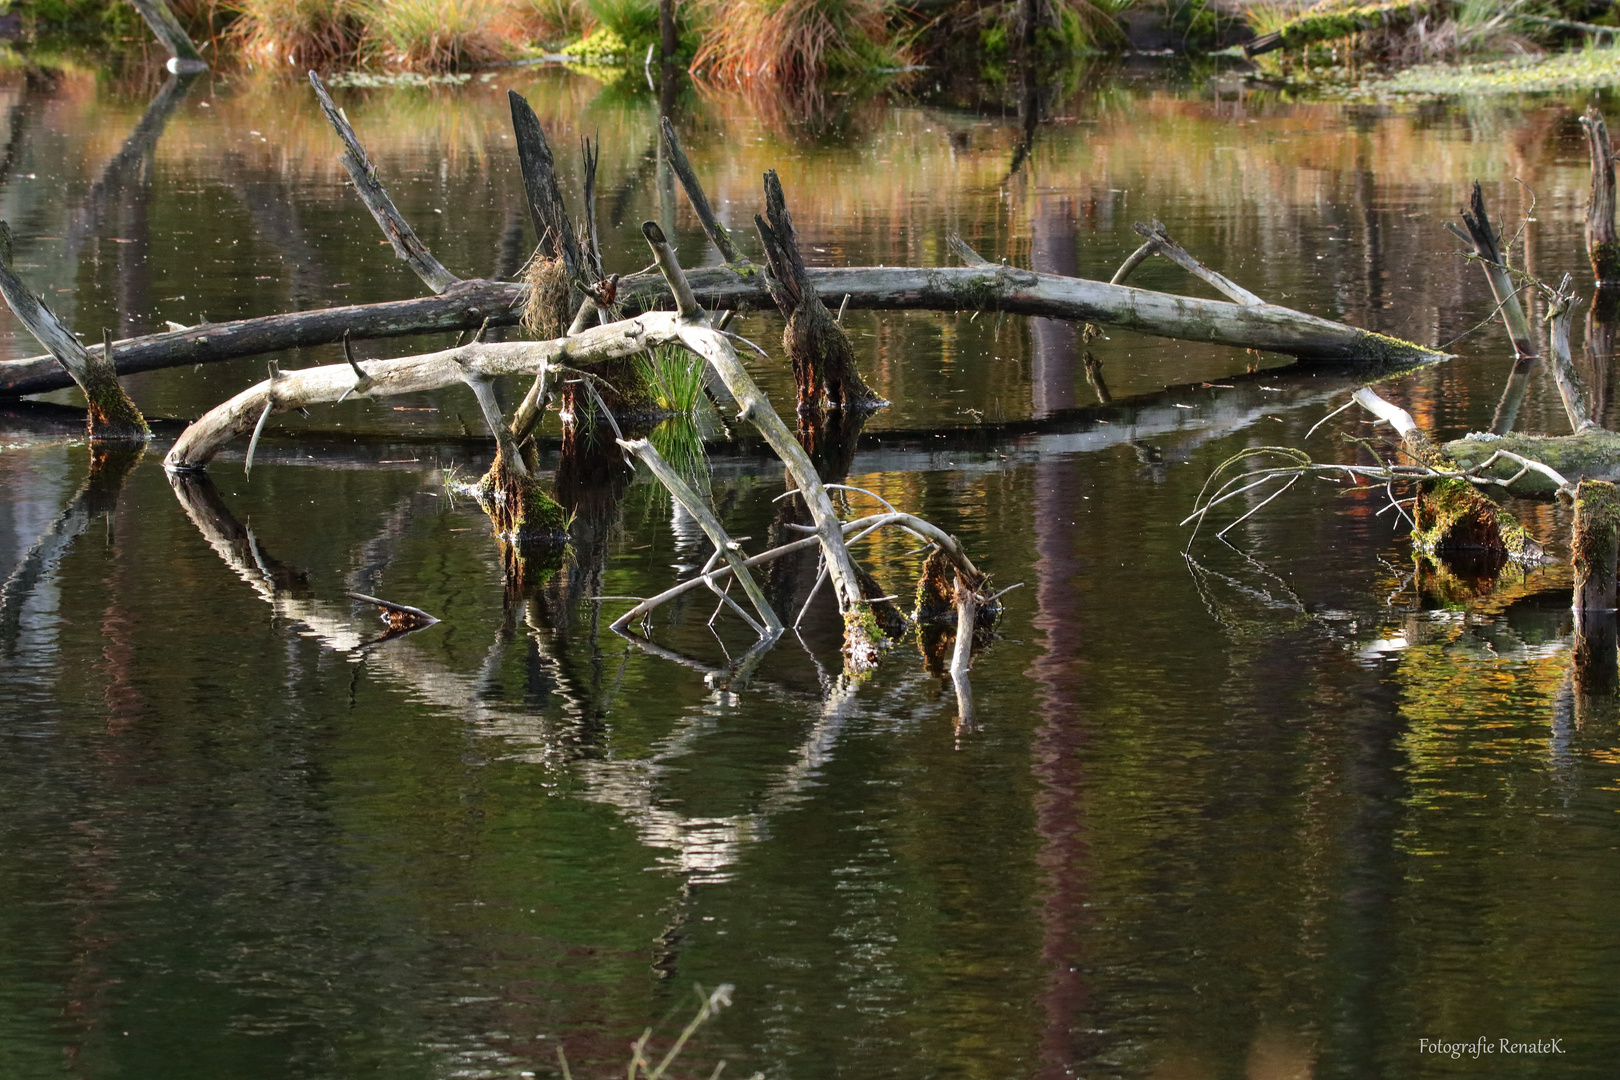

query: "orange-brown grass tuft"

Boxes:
[227, 0, 365, 67]
[358, 0, 519, 70]
[690, 0, 905, 85]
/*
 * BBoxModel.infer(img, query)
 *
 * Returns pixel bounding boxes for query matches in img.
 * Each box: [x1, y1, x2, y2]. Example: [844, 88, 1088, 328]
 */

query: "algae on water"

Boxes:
[1349, 43, 1620, 98]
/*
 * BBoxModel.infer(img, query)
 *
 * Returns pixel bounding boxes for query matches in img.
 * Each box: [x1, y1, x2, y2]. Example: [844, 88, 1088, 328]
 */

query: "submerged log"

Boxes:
[1243, 0, 1428, 57]
[0, 222, 148, 440]
[1444, 430, 1620, 496]
[0, 262, 1443, 400]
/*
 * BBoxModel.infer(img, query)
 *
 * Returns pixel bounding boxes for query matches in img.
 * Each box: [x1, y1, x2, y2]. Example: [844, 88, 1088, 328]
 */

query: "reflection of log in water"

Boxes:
[0, 443, 144, 656]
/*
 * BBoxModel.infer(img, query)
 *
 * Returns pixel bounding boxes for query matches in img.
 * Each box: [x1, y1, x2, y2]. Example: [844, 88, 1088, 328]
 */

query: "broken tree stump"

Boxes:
[1353, 388, 1542, 564]
[754, 170, 883, 417]
[1581, 107, 1620, 288]
[1572, 479, 1620, 717]
[0, 221, 148, 441]
[1574, 479, 1620, 612]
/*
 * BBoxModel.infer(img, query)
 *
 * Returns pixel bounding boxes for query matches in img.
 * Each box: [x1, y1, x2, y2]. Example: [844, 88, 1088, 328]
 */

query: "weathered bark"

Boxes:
[1354, 388, 1542, 564]
[1119, 220, 1264, 306]
[0, 223, 148, 440]
[659, 0, 679, 61]
[1587, 286, 1619, 423]
[0, 280, 519, 398]
[127, 0, 209, 72]
[508, 90, 582, 280]
[1581, 107, 1620, 287]
[1548, 281, 1599, 434]
[161, 313, 686, 469]
[1573, 479, 1620, 611]
[754, 170, 882, 416]
[1, 262, 1444, 400]
[310, 72, 458, 295]
[659, 117, 748, 266]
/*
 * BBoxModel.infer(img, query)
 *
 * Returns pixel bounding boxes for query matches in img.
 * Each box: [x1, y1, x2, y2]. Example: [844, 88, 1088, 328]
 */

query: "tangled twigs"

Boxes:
[1183, 389, 1561, 564]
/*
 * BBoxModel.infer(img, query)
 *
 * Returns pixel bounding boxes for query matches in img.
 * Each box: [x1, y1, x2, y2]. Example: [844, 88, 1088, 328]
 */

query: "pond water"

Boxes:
[1, 57, 1618, 1080]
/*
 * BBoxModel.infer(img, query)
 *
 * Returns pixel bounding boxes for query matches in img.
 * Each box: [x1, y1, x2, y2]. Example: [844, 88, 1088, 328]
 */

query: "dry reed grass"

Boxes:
[689, 0, 906, 84]
[357, 0, 518, 69]
[227, 0, 365, 68]
[228, 0, 548, 70]
[521, 253, 573, 339]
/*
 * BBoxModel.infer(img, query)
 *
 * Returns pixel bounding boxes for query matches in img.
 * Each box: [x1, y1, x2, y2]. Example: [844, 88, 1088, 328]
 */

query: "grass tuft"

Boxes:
[228, 0, 364, 68]
[356, 0, 517, 69]
[690, 0, 908, 84]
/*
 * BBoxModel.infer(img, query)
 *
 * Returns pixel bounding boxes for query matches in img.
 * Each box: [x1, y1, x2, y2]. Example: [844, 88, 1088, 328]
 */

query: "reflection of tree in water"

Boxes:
[168, 458, 888, 993]
[0, 443, 144, 656]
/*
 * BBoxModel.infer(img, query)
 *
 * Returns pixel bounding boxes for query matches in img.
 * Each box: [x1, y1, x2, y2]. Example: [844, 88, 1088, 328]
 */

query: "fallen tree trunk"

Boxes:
[1243, 0, 1429, 57]
[162, 310, 689, 469]
[0, 263, 1443, 399]
[1444, 429, 1620, 496]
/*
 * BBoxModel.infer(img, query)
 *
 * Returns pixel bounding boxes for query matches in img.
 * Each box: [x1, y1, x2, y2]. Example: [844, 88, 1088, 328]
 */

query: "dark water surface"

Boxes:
[2, 60, 1618, 1079]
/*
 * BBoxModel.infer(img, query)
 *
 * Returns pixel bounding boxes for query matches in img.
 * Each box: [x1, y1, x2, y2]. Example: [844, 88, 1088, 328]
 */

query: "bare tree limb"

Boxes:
[309, 72, 459, 295]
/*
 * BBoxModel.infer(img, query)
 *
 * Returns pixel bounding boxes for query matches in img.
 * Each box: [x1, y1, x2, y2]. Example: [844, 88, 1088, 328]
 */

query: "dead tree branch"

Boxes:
[309, 72, 459, 295]
[619, 435, 783, 636]
[127, 0, 208, 72]
[0, 259, 1446, 399]
[0, 221, 147, 440]
[660, 118, 748, 266]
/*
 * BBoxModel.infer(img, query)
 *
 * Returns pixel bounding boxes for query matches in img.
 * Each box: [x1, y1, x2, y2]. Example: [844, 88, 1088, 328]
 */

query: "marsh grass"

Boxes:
[690, 0, 908, 84]
[638, 346, 715, 501]
[228, 0, 365, 67]
[357, 0, 517, 69]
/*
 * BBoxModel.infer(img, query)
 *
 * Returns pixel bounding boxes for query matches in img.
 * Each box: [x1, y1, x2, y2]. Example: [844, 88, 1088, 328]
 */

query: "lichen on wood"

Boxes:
[1573, 479, 1620, 611]
[1444, 430, 1620, 496]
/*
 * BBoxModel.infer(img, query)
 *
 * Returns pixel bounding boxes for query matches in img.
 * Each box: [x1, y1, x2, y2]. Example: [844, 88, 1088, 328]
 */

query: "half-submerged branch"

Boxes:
[0, 221, 148, 440]
[128, 0, 208, 73]
[1353, 387, 1544, 563]
[659, 118, 748, 267]
[310, 72, 459, 295]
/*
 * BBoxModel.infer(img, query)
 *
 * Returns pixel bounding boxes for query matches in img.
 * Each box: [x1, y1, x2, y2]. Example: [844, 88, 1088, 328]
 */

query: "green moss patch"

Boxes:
[1351, 44, 1620, 98]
